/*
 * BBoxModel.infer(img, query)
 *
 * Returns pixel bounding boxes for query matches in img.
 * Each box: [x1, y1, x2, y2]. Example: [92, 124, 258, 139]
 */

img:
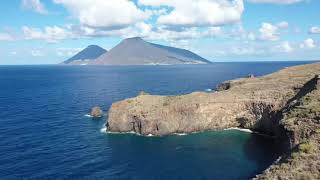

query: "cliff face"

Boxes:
[106, 63, 320, 178]
[107, 64, 320, 136]
[255, 79, 320, 179]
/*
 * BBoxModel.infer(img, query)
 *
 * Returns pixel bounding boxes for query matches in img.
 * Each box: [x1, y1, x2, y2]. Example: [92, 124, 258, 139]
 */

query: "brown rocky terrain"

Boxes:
[90, 106, 103, 118]
[105, 63, 320, 178]
[254, 81, 320, 179]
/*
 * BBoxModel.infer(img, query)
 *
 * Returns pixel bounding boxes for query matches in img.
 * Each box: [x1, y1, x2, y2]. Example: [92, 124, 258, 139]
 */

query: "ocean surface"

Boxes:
[0, 61, 314, 180]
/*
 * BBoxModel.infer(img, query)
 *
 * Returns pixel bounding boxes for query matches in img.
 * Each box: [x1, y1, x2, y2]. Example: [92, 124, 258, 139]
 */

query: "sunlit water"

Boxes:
[0, 62, 313, 179]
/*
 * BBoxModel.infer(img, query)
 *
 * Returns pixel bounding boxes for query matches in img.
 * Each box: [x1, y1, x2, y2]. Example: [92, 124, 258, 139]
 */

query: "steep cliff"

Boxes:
[254, 80, 320, 179]
[107, 64, 320, 136]
[105, 63, 320, 178]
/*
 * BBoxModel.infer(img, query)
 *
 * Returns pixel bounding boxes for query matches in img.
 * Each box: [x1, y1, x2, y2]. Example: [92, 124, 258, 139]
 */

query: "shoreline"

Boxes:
[102, 125, 275, 138]
[105, 62, 320, 179]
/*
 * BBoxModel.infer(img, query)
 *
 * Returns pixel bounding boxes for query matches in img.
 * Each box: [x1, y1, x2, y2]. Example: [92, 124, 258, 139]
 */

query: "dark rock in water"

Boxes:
[90, 106, 103, 118]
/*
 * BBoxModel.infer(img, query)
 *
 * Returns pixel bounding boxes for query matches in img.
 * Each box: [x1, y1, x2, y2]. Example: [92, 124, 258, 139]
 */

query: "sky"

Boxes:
[0, 0, 319, 65]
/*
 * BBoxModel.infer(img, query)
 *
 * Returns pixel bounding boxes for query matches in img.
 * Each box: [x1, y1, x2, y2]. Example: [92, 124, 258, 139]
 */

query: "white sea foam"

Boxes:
[173, 133, 188, 136]
[84, 114, 92, 118]
[105, 131, 136, 135]
[100, 127, 107, 133]
[224, 127, 253, 133]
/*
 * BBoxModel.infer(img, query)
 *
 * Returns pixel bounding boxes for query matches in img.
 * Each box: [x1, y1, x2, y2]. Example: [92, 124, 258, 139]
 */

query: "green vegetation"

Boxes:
[291, 152, 300, 159]
[298, 142, 314, 154]
[290, 142, 315, 160]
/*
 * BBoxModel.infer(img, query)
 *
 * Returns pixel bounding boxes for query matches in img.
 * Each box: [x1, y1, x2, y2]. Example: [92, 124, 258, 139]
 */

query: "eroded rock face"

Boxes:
[107, 64, 320, 136]
[254, 83, 320, 180]
[90, 106, 103, 118]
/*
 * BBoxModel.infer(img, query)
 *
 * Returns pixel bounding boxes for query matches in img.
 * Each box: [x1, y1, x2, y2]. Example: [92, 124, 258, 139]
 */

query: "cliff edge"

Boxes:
[106, 63, 320, 179]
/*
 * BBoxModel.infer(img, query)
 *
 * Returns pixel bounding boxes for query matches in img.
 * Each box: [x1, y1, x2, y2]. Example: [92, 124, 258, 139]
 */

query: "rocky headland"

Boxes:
[106, 63, 320, 179]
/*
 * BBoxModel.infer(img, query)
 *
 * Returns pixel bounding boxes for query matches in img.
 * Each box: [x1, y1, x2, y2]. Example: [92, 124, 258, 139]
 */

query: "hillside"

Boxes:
[62, 45, 107, 65]
[95, 37, 210, 65]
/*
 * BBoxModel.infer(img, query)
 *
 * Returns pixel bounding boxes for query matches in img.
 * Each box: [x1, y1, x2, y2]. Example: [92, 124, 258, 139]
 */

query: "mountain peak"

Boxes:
[87, 45, 102, 48]
[123, 37, 144, 42]
[62, 45, 107, 64]
[95, 38, 210, 65]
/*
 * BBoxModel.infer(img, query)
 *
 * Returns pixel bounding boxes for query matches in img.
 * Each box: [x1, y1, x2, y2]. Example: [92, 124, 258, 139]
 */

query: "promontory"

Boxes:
[105, 63, 320, 179]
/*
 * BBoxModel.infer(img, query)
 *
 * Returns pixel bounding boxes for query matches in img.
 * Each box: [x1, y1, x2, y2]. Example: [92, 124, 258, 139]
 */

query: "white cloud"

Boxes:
[230, 24, 256, 41]
[66, 21, 222, 42]
[139, 0, 244, 27]
[53, 0, 149, 29]
[31, 50, 45, 57]
[300, 38, 316, 49]
[21, 0, 48, 14]
[247, 0, 304, 4]
[258, 21, 288, 41]
[10, 51, 17, 56]
[231, 46, 263, 55]
[22, 26, 72, 43]
[0, 33, 15, 41]
[144, 26, 223, 41]
[309, 26, 320, 34]
[276, 41, 293, 53]
[56, 48, 82, 57]
[277, 21, 289, 29]
[259, 23, 279, 41]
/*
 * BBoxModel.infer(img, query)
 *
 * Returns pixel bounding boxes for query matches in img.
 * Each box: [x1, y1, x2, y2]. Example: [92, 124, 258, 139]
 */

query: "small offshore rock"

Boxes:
[90, 106, 103, 118]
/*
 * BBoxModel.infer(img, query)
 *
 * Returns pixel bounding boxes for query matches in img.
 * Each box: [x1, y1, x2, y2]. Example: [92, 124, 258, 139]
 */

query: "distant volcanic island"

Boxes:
[61, 37, 211, 65]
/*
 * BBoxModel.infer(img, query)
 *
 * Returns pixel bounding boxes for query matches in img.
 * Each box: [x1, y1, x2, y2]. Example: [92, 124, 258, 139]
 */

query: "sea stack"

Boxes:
[90, 106, 103, 118]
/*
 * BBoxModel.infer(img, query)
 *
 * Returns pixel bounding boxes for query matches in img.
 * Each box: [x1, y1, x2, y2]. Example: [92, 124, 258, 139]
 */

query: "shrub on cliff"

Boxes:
[298, 142, 315, 154]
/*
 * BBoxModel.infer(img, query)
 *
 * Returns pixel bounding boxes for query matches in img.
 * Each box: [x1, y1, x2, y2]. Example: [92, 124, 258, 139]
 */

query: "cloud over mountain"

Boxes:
[53, 0, 150, 29]
[139, 0, 244, 27]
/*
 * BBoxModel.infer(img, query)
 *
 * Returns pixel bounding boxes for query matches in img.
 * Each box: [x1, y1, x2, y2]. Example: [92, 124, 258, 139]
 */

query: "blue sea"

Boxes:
[0, 61, 314, 180]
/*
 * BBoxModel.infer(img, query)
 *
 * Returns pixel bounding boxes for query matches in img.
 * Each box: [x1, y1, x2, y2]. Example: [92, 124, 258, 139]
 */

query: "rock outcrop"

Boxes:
[106, 63, 320, 178]
[107, 64, 320, 136]
[90, 106, 103, 118]
[254, 81, 320, 179]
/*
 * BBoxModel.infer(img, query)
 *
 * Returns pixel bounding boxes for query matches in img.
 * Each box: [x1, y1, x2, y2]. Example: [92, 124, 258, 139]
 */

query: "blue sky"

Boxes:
[0, 0, 319, 64]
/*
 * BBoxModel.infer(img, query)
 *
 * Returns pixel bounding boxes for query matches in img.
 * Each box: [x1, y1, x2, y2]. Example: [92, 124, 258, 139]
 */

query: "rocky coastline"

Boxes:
[105, 63, 320, 179]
